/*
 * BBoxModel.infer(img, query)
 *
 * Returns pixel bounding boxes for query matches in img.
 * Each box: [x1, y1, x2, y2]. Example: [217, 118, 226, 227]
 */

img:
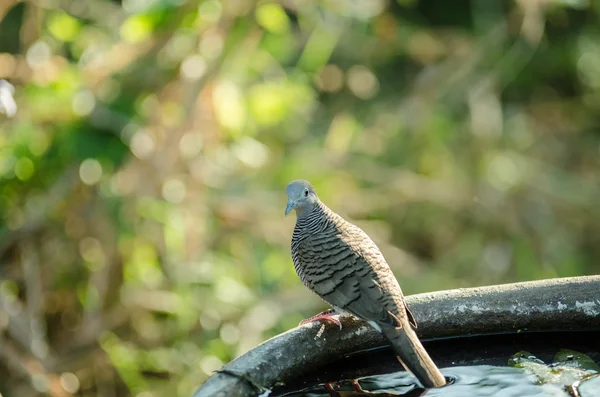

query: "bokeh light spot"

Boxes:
[0, 281, 19, 303]
[344, 0, 386, 19]
[0, 154, 15, 177]
[31, 374, 48, 392]
[60, 372, 80, 394]
[315, 64, 344, 93]
[486, 153, 523, 191]
[179, 132, 203, 159]
[232, 137, 269, 168]
[199, 31, 223, 59]
[130, 130, 155, 159]
[79, 159, 103, 185]
[29, 131, 50, 157]
[14, 157, 35, 181]
[181, 55, 207, 81]
[212, 81, 245, 132]
[26, 41, 51, 69]
[219, 323, 240, 345]
[347, 65, 379, 99]
[80, 237, 106, 269]
[199, 309, 221, 331]
[72, 90, 96, 116]
[255, 3, 290, 34]
[0, 80, 17, 117]
[577, 50, 600, 88]
[48, 12, 80, 42]
[162, 179, 186, 204]
[200, 355, 223, 375]
[120, 15, 153, 43]
[198, 0, 222, 23]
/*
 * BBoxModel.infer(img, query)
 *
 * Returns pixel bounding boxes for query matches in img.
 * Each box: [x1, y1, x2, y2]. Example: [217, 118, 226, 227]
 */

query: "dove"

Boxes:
[285, 179, 446, 388]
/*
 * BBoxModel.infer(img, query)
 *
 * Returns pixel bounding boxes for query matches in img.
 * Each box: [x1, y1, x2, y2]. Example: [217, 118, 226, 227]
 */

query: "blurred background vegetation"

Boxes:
[0, 0, 599, 395]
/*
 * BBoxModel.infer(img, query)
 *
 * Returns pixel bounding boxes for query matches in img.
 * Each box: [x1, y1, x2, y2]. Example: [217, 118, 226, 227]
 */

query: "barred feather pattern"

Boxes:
[291, 199, 446, 388]
[291, 200, 409, 326]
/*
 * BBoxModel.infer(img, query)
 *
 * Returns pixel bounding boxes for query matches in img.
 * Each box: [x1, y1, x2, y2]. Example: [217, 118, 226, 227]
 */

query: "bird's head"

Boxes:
[285, 180, 318, 217]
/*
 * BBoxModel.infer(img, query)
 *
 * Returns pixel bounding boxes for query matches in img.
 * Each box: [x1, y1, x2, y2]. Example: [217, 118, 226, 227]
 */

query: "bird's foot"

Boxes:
[322, 379, 363, 396]
[299, 309, 342, 330]
[323, 382, 339, 394]
[350, 379, 365, 392]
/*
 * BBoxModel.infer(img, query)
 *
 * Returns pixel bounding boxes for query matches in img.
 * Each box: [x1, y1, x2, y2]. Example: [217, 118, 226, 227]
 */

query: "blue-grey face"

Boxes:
[285, 180, 317, 216]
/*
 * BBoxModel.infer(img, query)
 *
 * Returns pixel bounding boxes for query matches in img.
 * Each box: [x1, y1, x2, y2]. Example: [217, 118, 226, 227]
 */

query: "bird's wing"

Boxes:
[297, 225, 413, 328]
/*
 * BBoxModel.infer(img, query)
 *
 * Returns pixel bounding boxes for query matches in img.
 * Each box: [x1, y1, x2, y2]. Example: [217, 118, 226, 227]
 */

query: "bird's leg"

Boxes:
[299, 309, 342, 329]
[350, 379, 365, 392]
[323, 379, 363, 395]
[323, 381, 340, 396]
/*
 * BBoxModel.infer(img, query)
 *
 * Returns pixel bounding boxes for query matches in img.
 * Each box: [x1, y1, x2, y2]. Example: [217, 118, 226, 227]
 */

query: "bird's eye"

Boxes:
[304, 189, 309, 197]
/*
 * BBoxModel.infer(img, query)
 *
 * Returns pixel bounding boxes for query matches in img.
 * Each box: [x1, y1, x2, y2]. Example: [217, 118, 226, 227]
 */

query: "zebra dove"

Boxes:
[285, 179, 446, 388]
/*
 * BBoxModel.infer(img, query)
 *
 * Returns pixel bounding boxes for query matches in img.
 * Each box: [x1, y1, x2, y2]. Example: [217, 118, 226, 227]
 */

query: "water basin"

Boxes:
[274, 332, 600, 397]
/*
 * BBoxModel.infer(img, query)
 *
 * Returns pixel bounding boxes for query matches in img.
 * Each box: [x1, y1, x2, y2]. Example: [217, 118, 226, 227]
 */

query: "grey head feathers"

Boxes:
[285, 179, 319, 218]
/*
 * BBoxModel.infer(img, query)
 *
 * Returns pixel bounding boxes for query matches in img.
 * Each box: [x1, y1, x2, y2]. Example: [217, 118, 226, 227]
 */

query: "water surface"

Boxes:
[273, 332, 600, 397]
[282, 365, 570, 396]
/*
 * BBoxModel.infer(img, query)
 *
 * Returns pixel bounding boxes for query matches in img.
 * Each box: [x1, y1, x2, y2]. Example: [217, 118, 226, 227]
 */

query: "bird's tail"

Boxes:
[380, 316, 446, 388]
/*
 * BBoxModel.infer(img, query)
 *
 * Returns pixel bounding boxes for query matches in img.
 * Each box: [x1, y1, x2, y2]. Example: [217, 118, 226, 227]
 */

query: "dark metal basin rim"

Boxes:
[194, 276, 600, 397]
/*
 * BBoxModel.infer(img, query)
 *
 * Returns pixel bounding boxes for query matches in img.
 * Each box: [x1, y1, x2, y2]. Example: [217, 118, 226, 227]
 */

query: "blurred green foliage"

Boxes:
[0, 0, 599, 396]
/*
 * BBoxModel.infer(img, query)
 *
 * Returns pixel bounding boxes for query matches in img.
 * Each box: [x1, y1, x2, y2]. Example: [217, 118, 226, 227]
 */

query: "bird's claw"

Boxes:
[323, 379, 364, 395]
[299, 309, 342, 330]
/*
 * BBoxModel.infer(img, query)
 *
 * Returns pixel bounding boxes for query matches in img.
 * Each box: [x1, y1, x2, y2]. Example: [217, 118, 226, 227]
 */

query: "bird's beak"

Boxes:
[285, 200, 295, 216]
